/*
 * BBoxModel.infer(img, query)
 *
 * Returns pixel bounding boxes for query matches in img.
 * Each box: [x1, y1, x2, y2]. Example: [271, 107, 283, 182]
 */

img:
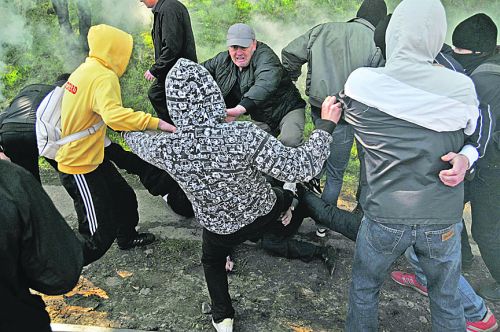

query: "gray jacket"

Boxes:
[282, 18, 382, 108]
[345, 99, 465, 225]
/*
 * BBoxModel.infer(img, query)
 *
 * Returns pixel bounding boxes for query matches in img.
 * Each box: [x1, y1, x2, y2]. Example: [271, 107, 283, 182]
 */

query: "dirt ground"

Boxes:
[40, 170, 500, 332]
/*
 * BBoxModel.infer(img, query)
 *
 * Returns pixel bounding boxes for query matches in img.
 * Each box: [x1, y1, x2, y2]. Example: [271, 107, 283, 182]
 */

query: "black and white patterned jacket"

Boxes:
[125, 59, 334, 235]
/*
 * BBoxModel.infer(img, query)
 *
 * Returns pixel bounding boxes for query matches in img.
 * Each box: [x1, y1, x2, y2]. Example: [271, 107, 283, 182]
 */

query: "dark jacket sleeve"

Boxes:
[281, 29, 312, 81]
[149, 6, 185, 78]
[466, 103, 495, 161]
[18, 167, 83, 295]
[240, 44, 284, 115]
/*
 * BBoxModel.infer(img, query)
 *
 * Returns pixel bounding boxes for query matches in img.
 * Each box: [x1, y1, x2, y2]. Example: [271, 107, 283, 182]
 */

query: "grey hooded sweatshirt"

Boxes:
[125, 59, 334, 235]
[343, 0, 479, 225]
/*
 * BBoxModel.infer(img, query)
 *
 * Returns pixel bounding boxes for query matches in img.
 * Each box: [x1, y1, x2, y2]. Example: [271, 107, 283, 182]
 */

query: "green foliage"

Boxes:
[2, 66, 23, 89]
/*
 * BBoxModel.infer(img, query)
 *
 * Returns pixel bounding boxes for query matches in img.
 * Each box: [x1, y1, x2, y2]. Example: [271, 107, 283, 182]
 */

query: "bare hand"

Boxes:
[439, 152, 469, 187]
[321, 96, 342, 124]
[225, 255, 234, 272]
[226, 105, 246, 118]
[144, 70, 156, 81]
[0, 152, 11, 161]
[280, 207, 293, 226]
[158, 119, 176, 133]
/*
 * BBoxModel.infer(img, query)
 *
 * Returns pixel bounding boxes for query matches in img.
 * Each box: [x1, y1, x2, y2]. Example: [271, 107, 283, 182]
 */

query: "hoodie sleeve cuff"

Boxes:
[239, 98, 257, 115]
[147, 117, 160, 130]
[314, 119, 336, 134]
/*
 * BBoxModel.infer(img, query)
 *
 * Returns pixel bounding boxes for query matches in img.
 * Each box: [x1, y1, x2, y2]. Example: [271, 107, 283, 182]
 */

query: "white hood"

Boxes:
[345, 0, 479, 135]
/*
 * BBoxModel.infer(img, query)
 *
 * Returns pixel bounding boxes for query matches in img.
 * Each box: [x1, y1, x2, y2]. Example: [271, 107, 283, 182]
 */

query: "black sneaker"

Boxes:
[118, 232, 156, 250]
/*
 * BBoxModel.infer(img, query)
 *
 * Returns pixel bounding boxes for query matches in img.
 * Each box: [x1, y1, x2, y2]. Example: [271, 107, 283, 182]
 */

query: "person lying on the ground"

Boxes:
[225, 188, 337, 276]
[124, 58, 342, 332]
[0, 160, 83, 332]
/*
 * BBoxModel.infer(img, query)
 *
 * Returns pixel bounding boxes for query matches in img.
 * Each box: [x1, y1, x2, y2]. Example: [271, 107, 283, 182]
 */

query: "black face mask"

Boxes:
[452, 52, 491, 75]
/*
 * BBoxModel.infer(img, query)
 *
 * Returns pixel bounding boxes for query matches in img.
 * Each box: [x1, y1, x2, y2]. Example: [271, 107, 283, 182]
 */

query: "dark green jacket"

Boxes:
[202, 41, 305, 129]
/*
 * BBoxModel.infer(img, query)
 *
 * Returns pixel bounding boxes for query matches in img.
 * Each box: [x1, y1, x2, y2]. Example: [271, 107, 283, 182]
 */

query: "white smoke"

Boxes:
[0, 0, 34, 104]
[91, 0, 151, 33]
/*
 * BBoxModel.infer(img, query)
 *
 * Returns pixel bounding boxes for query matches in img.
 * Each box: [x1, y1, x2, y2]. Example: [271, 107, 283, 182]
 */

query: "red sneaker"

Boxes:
[467, 308, 498, 332]
[390, 271, 428, 296]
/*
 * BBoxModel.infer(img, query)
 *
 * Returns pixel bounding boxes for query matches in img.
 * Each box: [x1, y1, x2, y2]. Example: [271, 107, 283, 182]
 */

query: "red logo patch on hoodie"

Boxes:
[65, 82, 78, 94]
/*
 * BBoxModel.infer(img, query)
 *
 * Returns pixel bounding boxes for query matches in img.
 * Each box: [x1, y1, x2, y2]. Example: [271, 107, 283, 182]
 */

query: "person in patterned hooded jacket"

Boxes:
[124, 58, 341, 332]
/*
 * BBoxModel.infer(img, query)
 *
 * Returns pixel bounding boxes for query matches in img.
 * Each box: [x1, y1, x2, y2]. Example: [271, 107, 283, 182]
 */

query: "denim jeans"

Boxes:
[311, 106, 354, 205]
[346, 217, 464, 332]
[405, 247, 486, 322]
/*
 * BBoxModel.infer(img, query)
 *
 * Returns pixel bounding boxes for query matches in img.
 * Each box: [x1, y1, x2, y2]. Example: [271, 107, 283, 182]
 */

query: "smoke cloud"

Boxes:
[0, 0, 33, 104]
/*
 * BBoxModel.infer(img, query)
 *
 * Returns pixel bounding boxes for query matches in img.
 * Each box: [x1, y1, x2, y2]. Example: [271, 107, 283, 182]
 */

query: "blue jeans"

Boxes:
[311, 106, 354, 205]
[405, 247, 487, 322]
[346, 217, 464, 332]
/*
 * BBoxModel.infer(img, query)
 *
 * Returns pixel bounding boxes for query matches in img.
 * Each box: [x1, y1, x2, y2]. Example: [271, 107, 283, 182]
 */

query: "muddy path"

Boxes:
[40, 170, 499, 331]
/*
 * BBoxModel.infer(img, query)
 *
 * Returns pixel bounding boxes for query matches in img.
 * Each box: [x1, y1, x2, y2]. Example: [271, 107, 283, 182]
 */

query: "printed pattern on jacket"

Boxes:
[125, 59, 332, 234]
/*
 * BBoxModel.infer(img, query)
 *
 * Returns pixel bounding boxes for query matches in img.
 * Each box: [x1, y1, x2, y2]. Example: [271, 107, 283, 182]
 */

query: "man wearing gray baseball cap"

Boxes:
[202, 23, 306, 149]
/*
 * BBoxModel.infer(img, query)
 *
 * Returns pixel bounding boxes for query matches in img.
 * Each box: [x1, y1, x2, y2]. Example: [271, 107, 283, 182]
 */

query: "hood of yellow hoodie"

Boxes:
[88, 24, 133, 77]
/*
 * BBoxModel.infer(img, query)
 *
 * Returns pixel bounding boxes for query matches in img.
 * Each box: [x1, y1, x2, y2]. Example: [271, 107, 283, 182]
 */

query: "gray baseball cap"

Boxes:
[226, 23, 255, 47]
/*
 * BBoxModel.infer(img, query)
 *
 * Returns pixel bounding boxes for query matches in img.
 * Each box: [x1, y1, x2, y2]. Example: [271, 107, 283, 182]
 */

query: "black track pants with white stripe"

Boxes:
[59, 160, 139, 265]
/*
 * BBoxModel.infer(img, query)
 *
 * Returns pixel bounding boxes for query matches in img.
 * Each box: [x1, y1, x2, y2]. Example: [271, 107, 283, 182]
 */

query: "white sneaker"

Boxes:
[212, 318, 233, 332]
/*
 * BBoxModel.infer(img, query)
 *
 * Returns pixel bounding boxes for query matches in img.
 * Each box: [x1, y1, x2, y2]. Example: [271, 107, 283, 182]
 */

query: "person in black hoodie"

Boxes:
[0, 160, 83, 332]
[452, 13, 500, 302]
[140, 0, 197, 124]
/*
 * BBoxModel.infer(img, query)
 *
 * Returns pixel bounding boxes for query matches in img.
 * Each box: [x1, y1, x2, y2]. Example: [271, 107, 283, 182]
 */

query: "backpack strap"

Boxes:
[56, 120, 105, 145]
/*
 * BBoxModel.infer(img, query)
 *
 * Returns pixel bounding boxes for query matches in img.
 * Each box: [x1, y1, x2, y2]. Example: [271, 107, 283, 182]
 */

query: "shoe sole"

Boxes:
[316, 229, 327, 238]
[391, 276, 428, 297]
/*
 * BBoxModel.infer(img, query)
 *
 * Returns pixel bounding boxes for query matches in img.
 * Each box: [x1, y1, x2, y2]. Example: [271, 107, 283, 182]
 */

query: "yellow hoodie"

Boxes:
[57, 24, 160, 174]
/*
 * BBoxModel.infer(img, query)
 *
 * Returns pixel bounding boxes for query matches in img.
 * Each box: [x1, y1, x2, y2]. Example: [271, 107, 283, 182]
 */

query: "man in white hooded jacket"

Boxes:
[342, 0, 479, 330]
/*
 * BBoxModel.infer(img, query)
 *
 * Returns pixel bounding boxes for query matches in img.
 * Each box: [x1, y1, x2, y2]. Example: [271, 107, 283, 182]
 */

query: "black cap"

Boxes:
[452, 13, 498, 53]
[357, 0, 388, 27]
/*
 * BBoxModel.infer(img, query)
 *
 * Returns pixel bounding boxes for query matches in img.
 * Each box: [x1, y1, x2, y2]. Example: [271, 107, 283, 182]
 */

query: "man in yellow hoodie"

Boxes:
[57, 24, 175, 265]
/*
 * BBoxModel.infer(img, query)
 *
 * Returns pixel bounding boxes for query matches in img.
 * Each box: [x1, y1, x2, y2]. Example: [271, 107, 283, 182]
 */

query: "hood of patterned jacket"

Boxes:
[345, 0, 479, 135]
[166, 58, 227, 128]
[88, 24, 133, 78]
[124, 58, 333, 234]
